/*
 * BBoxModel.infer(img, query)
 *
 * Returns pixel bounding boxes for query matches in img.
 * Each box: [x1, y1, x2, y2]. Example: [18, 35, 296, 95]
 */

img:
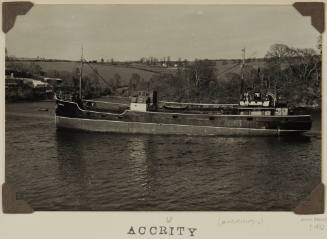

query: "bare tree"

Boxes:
[316, 35, 322, 55]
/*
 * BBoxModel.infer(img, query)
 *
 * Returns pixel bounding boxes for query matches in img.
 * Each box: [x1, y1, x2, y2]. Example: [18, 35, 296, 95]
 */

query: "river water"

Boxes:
[5, 101, 321, 211]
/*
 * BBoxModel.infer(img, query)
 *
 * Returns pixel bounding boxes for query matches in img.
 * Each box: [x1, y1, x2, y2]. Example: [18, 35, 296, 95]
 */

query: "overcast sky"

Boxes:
[6, 4, 320, 61]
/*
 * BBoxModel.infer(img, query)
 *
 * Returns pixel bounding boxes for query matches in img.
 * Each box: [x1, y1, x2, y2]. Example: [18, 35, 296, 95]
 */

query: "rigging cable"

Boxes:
[216, 62, 241, 77]
[84, 60, 113, 89]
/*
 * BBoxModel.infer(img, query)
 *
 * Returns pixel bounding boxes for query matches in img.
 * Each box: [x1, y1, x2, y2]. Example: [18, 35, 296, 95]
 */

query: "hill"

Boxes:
[7, 60, 159, 86]
[6, 58, 270, 84]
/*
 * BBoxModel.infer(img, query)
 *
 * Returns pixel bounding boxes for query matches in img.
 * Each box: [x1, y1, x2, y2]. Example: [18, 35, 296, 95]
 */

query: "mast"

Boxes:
[79, 45, 84, 99]
[274, 76, 277, 106]
[240, 48, 245, 95]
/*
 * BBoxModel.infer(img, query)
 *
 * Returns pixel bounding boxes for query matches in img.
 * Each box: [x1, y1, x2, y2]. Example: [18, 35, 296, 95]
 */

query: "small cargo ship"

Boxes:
[55, 89, 312, 136]
[55, 50, 312, 136]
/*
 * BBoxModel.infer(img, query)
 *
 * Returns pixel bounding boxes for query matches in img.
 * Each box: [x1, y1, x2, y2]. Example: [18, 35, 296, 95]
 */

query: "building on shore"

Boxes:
[5, 73, 62, 102]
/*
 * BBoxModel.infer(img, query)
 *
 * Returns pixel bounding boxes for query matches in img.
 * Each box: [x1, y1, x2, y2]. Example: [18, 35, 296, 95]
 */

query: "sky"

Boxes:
[6, 4, 320, 61]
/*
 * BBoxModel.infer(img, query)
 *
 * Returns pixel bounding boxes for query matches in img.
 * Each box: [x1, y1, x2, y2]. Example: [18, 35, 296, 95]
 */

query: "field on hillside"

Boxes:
[7, 58, 270, 85]
[7, 61, 159, 86]
[214, 59, 267, 76]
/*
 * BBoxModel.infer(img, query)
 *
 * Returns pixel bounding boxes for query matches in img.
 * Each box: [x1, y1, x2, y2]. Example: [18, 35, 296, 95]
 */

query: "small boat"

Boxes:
[163, 103, 189, 111]
[162, 101, 238, 112]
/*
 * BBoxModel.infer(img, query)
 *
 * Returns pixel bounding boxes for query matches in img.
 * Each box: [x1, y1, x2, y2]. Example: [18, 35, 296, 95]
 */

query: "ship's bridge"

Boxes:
[239, 91, 288, 116]
[130, 91, 158, 112]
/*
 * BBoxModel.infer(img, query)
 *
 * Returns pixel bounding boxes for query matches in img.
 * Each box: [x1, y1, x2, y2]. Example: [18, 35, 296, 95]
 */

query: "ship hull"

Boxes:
[55, 115, 307, 136]
[55, 99, 312, 136]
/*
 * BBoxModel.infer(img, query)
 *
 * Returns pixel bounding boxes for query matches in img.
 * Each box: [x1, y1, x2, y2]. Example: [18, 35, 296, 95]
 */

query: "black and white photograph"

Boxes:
[3, 3, 323, 212]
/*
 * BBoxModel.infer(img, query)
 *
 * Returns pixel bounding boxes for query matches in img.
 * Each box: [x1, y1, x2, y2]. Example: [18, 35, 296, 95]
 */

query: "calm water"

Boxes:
[5, 101, 321, 211]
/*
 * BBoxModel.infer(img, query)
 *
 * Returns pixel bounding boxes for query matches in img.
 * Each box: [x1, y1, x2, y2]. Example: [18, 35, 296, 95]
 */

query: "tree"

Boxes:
[112, 73, 121, 90]
[82, 76, 93, 98]
[189, 60, 216, 90]
[264, 43, 321, 107]
[88, 67, 101, 97]
[72, 67, 80, 89]
[129, 73, 141, 93]
[148, 73, 179, 100]
[223, 72, 242, 101]
[29, 62, 42, 75]
[316, 35, 322, 55]
[5, 48, 8, 61]
[265, 44, 293, 59]
[51, 70, 60, 78]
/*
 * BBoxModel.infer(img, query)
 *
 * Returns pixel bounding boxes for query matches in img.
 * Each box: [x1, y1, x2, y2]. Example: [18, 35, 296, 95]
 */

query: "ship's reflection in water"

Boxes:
[5, 102, 321, 210]
[55, 131, 90, 210]
[55, 130, 157, 210]
[127, 136, 150, 200]
[52, 129, 321, 211]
